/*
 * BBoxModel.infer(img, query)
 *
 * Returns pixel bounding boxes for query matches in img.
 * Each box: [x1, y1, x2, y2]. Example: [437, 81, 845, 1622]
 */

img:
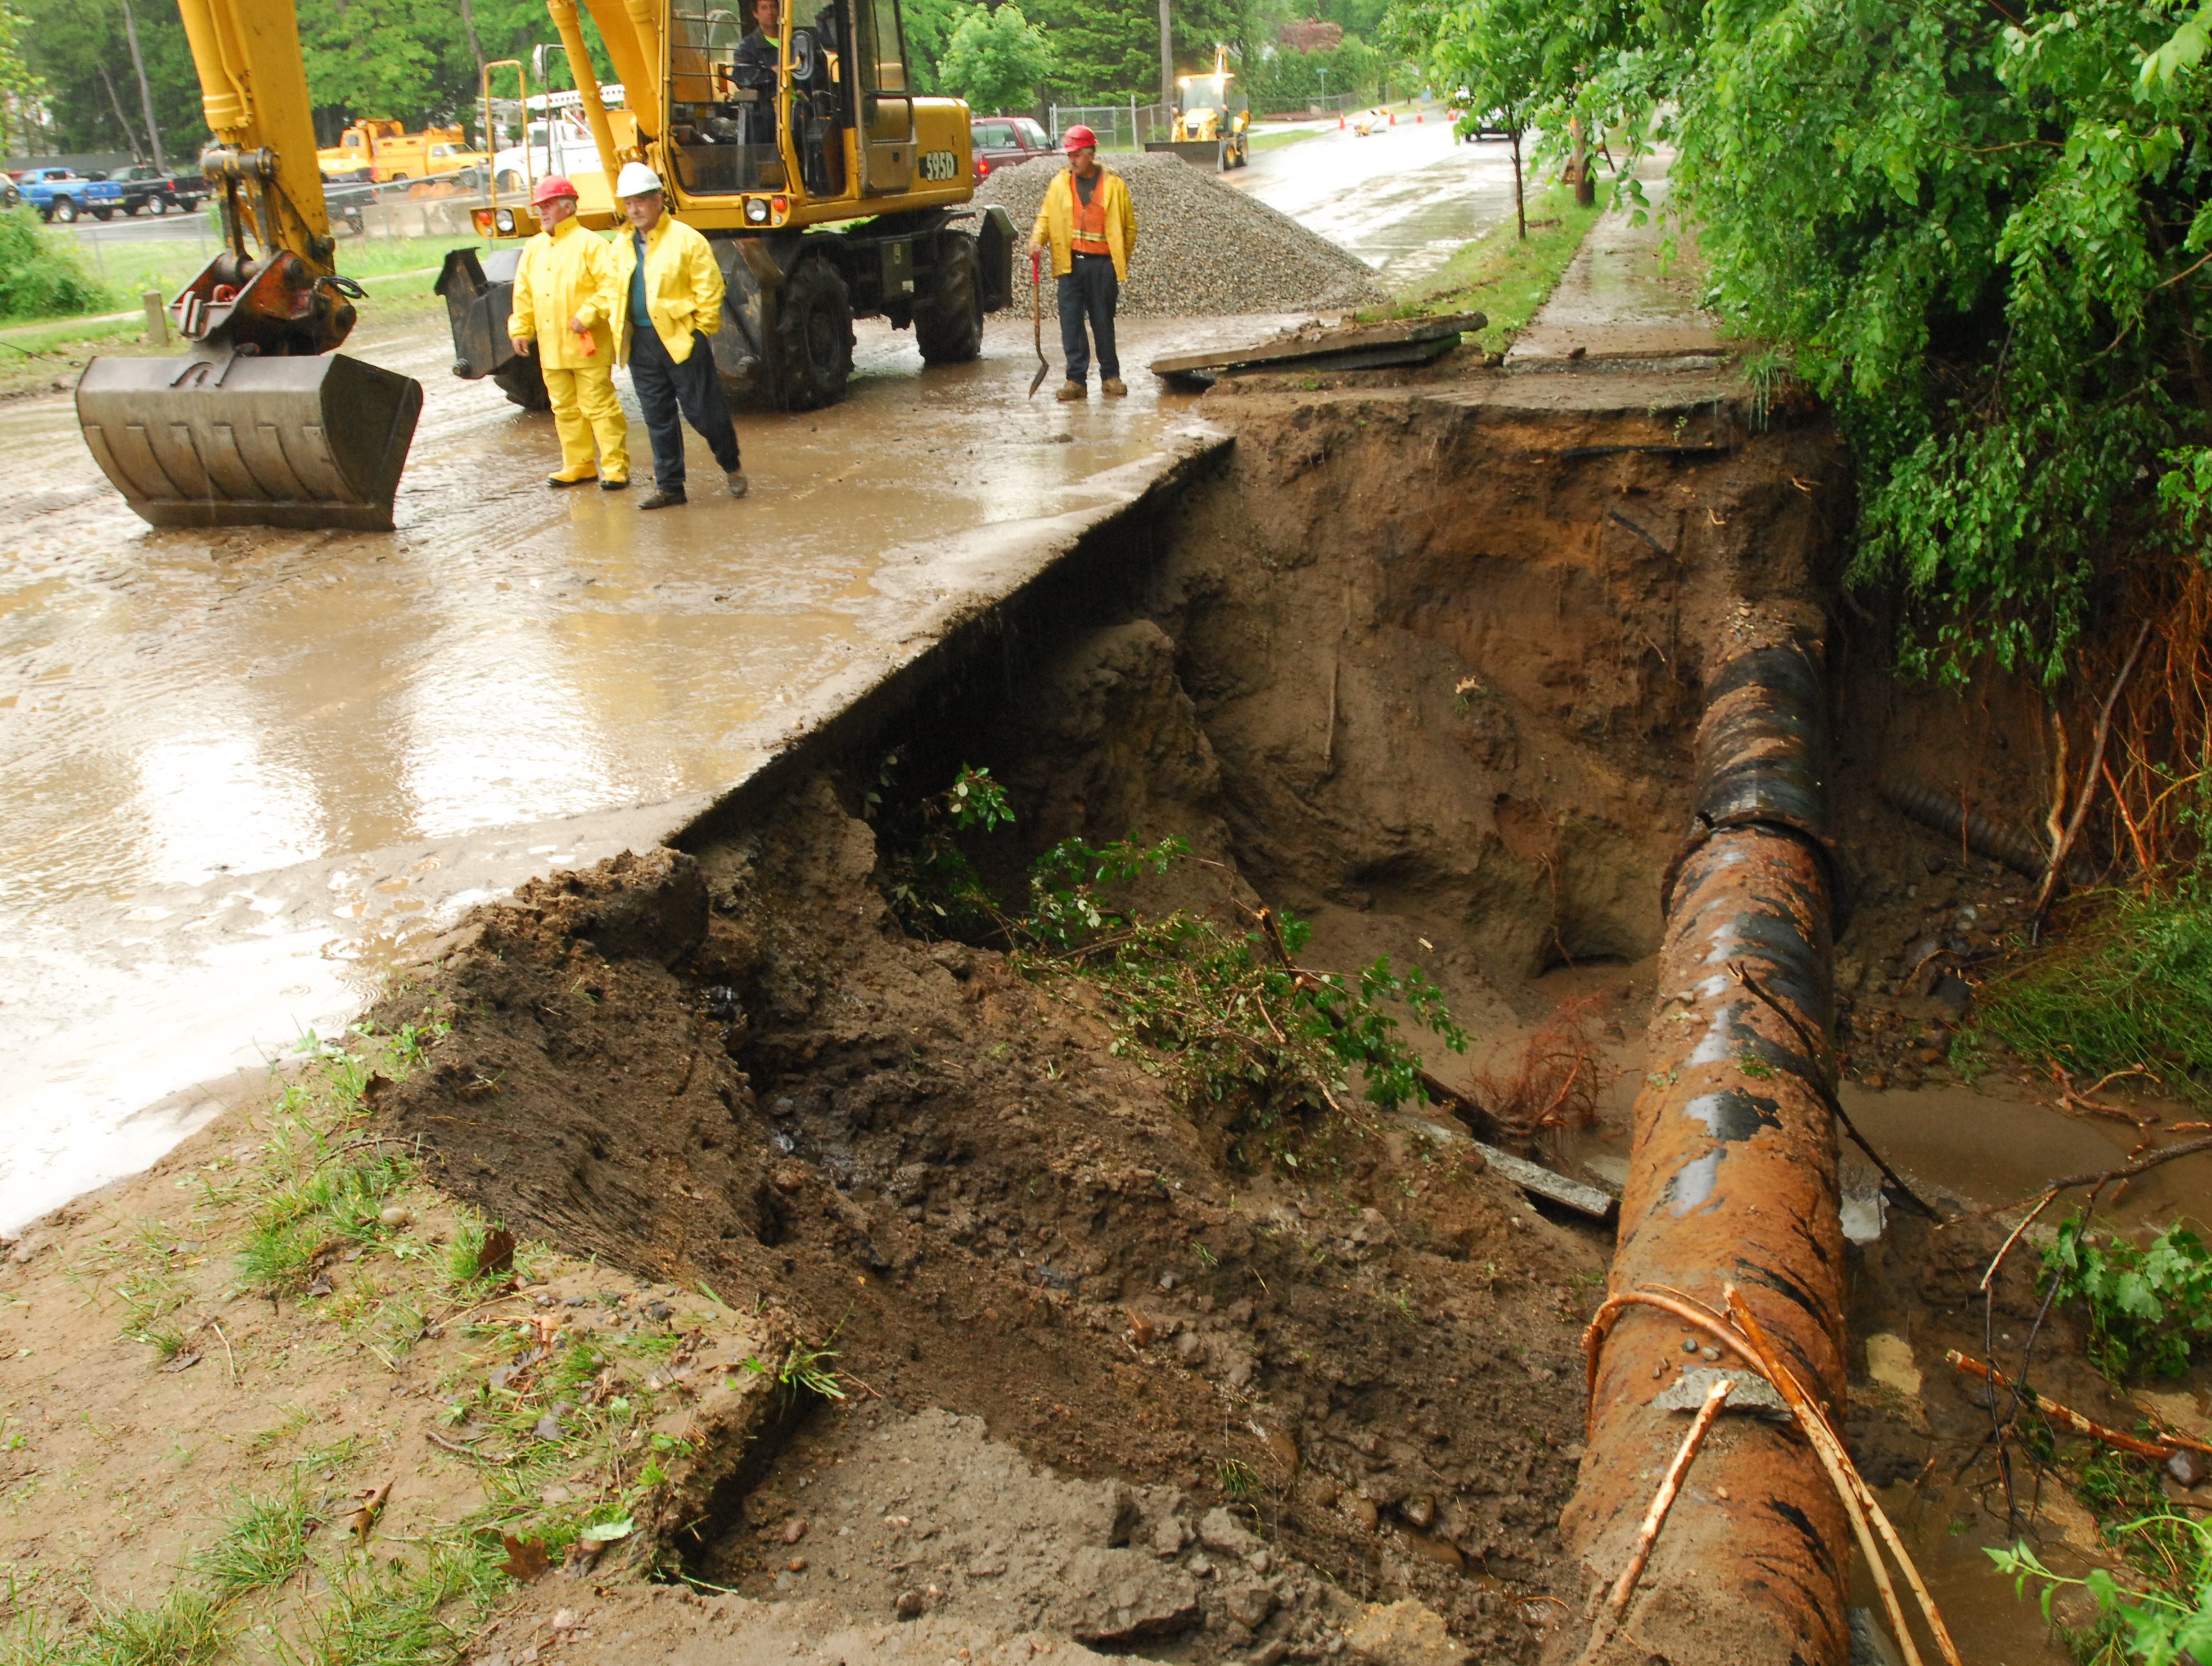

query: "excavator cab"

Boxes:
[75, 0, 422, 531]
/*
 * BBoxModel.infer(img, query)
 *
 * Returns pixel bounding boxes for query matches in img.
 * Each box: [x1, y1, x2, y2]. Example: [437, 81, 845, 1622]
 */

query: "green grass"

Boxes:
[286, 1539, 506, 1666]
[193, 1488, 314, 1601]
[1247, 127, 1323, 152]
[1362, 182, 1605, 354]
[1976, 887, 2212, 1104]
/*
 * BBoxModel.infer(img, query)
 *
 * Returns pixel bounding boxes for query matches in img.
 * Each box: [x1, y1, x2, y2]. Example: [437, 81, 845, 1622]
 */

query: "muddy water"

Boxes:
[0, 309, 1278, 1232]
[1231, 121, 1521, 289]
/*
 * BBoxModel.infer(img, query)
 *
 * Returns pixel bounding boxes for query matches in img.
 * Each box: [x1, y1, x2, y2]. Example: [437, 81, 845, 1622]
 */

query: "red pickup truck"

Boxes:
[969, 116, 1055, 180]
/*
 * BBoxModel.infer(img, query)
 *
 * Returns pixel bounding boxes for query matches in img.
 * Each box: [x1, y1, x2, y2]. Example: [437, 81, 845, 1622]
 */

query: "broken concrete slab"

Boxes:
[1149, 312, 1486, 386]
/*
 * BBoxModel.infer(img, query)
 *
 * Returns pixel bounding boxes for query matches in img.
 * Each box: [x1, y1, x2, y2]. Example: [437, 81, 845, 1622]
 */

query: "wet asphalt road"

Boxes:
[0, 122, 1515, 1230]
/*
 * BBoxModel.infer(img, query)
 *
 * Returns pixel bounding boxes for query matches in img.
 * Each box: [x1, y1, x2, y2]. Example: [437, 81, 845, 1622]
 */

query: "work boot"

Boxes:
[1056, 381, 1086, 402]
[638, 487, 686, 510]
[726, 470, 749, 499]
[600, 475, 628, 492]
[1102, 377, 1128, 397]
[547, 466, 596, 487]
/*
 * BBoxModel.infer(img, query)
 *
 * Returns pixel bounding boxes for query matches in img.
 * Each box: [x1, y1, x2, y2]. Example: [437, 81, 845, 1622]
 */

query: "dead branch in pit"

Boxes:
[1944, 1350, 2212, 1458]
[1575, 1375, 1733, 1665]
[1726, 962, 1937, 1218]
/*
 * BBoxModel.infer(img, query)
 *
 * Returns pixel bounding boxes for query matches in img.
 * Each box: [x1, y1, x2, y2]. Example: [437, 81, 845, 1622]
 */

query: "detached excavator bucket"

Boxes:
[76, 351, 423, 532]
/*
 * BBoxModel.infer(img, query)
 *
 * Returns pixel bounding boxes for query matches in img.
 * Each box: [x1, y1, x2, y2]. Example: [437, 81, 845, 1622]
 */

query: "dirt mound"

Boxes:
[371, 764, 1602, 1661]
[976, 153, 1388, 316]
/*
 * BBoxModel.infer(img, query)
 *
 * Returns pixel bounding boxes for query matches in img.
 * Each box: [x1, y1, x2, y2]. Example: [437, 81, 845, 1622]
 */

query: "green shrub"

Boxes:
[2040, 1213, 2212, 1381]
[0, 206, 107, 320]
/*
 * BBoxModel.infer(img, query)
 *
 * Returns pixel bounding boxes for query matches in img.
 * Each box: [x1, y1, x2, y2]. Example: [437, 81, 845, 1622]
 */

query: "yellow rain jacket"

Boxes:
[609, 213, 726, 366]
[1031, 167, 1137, 281]
[507, 216, 619, 370]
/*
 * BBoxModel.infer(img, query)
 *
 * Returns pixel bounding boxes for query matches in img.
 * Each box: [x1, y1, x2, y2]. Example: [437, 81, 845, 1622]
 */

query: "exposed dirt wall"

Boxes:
[1143, 378, 1848, 989]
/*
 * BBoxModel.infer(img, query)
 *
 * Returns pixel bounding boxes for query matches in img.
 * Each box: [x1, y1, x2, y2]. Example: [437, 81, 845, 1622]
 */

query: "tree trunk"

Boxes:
[1569, 113, 1594, 206]
[458, 0, 487, 75]
[96, 61, 145, 161]
[117, 0, 165, 171]
[1510, 128, 1526, 238]
[1157, 0, 1173, 109]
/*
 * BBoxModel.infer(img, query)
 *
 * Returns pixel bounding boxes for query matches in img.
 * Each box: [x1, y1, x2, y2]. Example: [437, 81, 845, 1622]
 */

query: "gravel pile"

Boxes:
[976, 152, 1387, 316]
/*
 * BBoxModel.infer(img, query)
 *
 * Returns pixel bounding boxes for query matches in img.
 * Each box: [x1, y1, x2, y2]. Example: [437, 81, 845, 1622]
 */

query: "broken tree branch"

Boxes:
[1727, 962, 1937, 1218]
[1945, 1351, 2212, 1458]
[1577, 1376, 1733, 1665]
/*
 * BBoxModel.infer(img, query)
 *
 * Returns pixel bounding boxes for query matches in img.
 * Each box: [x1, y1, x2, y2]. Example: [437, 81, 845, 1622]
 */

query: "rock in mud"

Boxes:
[1054, 1546, 1203, 1645]
[1345, 1599, 1472, 1666]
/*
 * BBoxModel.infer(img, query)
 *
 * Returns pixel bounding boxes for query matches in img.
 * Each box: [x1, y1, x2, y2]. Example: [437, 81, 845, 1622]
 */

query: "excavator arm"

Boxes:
[75, 0, 423, 531]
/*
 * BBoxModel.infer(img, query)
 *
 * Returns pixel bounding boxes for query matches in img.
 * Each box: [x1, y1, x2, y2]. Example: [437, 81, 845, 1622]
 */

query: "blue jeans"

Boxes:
[630, 325, 740, 493]
[1057, 254, 1119, 384]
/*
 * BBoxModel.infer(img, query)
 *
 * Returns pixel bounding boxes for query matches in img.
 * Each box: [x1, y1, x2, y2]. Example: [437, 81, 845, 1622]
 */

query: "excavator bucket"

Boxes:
[76, 351, 423, 532]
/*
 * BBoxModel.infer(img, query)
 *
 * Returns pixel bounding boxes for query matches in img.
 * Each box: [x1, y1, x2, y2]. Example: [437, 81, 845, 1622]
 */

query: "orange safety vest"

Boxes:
[1070, 176, 1111, 256]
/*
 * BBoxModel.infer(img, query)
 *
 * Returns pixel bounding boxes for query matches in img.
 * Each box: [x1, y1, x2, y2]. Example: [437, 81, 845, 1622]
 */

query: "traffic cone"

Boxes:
[1338, 112, 1345, 129]
[1389, 108, 1397, 126]
[1416, 111, 1423, 122]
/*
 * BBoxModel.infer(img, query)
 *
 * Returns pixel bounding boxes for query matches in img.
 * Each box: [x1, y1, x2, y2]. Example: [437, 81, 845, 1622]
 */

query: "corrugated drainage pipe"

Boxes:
[1555, 609, 1851, 1666]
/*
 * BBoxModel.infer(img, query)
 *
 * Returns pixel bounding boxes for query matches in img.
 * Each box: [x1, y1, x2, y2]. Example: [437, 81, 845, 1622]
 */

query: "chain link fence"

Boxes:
[1047, 103, 1176, 152]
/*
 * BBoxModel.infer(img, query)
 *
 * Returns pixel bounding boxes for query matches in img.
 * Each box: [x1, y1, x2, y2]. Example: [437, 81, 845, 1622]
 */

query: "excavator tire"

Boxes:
[493, 356, 551, 412]
[774, 254, 853, 411]
[914, 231, 983, 365]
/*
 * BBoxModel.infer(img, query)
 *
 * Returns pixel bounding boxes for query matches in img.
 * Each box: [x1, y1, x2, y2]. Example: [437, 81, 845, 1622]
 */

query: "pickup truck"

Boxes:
[17, 168, 123, 223]
[103, 164, 202, 216]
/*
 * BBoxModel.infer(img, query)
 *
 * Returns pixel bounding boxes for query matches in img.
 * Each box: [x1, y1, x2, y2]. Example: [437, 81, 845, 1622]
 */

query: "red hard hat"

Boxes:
[1062, 124, 1098, 152]
[531, 174, 579, 206]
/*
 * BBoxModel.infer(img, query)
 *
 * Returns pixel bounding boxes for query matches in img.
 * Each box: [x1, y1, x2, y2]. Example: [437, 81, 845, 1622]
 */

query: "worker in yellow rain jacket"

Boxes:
[508, 174, 629, 489]
[1027, 124, 1137, 402]
[607, 161, 746, 509]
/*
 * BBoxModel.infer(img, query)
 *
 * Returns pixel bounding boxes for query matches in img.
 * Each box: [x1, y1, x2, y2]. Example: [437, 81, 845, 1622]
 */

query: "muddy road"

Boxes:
[0, 312, 1249, 1233]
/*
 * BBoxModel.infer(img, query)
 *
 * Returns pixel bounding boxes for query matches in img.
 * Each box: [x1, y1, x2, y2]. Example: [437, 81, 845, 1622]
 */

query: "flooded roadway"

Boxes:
[1231, 119, 1523, 288]
[0, 312, 1257, 1231]
[0, 127, 1520, 1231]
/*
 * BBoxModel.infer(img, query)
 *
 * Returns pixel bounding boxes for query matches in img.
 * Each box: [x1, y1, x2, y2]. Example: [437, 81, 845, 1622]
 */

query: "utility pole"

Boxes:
[1157, 0, 1172, 107]
[116, 0, 165, 170]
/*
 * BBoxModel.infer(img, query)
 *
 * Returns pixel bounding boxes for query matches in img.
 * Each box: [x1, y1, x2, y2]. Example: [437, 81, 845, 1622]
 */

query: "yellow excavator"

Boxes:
[1145, 44, 1250, 172]
[77, 0, 1009, 532]
[75, 0, 423, 530]
[440, 0, 1013, 413]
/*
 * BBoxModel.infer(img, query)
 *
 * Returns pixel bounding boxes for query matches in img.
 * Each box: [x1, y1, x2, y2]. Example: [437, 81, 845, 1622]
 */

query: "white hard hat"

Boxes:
[616, 161, 663, 198]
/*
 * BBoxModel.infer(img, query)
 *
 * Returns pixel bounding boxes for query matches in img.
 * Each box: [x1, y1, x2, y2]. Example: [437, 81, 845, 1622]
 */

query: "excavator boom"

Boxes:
[75, 0, 422, 532]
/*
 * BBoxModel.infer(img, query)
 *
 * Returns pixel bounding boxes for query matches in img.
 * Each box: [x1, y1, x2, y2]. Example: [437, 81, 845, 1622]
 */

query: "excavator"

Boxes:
[76, 0, 1010, 532]
[440, 0, 1014, 413]
[1145, 44, 1250, 172]
[74, 0, 424, 531]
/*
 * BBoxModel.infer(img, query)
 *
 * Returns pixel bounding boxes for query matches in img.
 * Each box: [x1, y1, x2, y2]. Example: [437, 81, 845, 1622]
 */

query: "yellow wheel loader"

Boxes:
[75, 0, 424, 531]
[438, 0, 1015, 413]
[1145, 44, 1250, 172]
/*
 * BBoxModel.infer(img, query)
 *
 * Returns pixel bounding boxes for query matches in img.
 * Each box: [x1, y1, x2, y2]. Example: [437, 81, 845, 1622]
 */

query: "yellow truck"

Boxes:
[318, 119, 486, 183]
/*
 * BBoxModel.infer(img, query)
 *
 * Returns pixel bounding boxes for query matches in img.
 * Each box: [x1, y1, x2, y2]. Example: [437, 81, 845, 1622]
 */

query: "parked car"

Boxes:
[17, 168, 123, 223]
[969, 115, 1054, 179]
[103, 164, 203, 216]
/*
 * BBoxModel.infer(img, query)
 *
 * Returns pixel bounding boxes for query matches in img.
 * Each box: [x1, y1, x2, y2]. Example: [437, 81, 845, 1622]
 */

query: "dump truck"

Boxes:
[318, 120, 486, 183]
[436, 0, 1014, 413]
[1145, 44, 1249, 171]
[73, 0, 424, 530]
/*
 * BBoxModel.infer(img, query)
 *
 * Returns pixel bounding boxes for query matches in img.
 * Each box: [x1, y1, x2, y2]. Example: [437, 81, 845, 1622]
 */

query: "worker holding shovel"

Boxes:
[1028, 125, 1137, 401]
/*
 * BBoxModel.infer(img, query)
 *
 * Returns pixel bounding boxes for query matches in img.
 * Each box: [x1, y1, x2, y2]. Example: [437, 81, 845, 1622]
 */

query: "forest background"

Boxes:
[1, 0, 1400, 162]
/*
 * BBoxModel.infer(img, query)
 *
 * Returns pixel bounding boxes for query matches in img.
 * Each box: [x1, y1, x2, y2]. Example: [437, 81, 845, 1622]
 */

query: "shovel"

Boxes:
[1028, 248, 1048, 397]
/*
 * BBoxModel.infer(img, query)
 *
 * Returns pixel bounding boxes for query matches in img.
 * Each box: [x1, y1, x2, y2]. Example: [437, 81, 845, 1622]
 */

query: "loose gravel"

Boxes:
[976, 152, 1388, 317]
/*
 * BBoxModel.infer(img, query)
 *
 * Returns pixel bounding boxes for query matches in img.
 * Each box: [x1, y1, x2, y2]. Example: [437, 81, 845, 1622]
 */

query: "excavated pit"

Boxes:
[368, 366, 1868, 1662]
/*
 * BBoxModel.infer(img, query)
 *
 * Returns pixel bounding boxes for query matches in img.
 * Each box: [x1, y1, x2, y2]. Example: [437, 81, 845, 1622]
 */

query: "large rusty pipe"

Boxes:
[1556, 611, 1851, 1666]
